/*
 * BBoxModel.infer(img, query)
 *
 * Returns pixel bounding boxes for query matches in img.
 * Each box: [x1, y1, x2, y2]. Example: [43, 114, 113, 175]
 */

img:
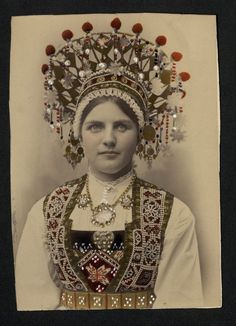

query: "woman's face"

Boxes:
[81, 101, 138, 179]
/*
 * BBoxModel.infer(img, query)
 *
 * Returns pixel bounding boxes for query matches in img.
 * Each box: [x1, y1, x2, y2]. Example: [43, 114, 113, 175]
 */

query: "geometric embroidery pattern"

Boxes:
[44, 183, 87, 291]
[116, 187, 166, 291]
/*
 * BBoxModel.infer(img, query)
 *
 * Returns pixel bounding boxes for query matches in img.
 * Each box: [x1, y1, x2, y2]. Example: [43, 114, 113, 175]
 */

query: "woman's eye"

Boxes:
[87, 124, 102, 132]
[115, 124, 128, 132]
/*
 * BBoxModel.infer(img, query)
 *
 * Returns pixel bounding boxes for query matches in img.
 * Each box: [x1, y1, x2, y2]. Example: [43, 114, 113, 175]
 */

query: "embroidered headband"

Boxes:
[42, 18, 190, 167]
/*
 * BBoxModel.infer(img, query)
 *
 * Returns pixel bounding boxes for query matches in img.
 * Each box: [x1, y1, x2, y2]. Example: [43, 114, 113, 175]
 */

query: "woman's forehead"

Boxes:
[83, 101, 133, 122]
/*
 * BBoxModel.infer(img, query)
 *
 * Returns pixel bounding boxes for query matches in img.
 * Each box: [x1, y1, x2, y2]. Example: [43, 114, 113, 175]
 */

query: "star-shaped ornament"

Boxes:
[170, 128, 186, 142]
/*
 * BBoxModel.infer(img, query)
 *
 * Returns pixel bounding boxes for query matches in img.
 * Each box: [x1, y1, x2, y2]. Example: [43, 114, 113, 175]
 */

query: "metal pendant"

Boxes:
[91, 203, 116, 228]
[92, 231, 115, 251]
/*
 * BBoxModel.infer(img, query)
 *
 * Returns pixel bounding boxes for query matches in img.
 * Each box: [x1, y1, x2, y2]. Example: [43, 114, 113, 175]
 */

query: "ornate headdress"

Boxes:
[42, 18, 190, 167]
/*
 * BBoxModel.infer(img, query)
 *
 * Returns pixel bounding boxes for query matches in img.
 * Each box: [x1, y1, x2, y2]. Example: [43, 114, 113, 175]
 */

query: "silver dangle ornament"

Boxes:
[77, 194, 91, 209]
[64, 130, 84, 168]
[91, 203, 116, 228]
[120, 194, 133, 209]
[92, 231, 115, 251]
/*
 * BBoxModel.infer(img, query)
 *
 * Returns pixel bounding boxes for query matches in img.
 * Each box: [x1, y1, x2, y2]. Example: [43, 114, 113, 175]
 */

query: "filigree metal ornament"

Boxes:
[77, 194, 91, 209]
[91, 203, 116, 228]
[92, 231, 115, 251]
[120, 194, 134, 209]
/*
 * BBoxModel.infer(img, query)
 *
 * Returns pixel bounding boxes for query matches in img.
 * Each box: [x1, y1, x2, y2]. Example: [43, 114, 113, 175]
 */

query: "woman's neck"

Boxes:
[89, 163, 134, 182]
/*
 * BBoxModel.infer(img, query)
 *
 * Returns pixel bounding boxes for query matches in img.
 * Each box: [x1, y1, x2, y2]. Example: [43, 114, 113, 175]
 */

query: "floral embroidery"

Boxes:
[142, 199, 161, 220]
[144, 243, 159, 260]
[86, 264, 111, 285]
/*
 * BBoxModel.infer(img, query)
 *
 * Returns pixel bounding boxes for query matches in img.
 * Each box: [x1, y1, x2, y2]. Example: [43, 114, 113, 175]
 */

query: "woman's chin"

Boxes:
[97, 166, 123, 175]
[91, 163, 130, 176]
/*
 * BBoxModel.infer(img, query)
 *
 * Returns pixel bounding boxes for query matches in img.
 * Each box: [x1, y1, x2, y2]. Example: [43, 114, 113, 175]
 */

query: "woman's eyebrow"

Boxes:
[84, 120, 104, 125]
[113, 119, 132, 124]
[84, 119, 132, 125]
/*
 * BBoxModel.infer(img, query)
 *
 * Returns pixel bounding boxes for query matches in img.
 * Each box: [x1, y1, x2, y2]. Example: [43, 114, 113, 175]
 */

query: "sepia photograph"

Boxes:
[10, 13, 221, 310]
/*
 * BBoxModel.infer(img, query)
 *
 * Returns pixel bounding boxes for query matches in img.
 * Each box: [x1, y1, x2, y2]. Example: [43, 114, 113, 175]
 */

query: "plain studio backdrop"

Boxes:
[10, 13, 221, 308]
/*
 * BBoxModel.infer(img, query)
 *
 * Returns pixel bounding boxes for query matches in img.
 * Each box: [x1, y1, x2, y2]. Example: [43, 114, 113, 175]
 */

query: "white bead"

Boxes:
[46, 108, 51, 114]
[48, 79, 54, 85]
[56, 122, 61, 128]
[138, 73, 144, 80]
[114, 48, 119, 54]
[153, 65, 159, 71]
[98, 62, 107, 69]
[85, 48, 90, 55]
[79, 70, 86, 78]
[173, 114, 177, 118]
[133, 56, 139, 63]
[64, 60, 71, 66]
[50, 124, 55, 130]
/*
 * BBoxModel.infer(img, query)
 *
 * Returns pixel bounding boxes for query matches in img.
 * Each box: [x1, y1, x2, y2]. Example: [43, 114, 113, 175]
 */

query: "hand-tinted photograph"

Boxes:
[10, 13, 221, 310]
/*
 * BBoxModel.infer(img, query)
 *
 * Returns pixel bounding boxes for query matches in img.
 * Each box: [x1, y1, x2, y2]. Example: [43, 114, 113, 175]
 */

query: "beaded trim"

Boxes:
[73, 86, 145, 139]
[60, 289, 156, 309]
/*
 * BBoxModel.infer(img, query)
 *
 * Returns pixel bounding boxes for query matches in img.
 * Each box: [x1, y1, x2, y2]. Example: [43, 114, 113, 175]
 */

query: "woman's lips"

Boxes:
[98, 151, 120, 158]
[98, 151, 120, 155]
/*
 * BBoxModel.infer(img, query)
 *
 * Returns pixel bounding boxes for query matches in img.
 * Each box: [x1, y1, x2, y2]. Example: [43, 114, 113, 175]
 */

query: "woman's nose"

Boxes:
[102, 126, 116, 147]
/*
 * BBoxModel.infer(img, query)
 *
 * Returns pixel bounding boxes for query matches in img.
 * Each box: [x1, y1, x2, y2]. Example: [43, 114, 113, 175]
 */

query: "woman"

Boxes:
[15, 19, 203, 310]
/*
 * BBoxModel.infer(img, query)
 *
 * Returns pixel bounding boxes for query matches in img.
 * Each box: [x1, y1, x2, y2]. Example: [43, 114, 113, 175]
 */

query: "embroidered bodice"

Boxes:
[43, 175, 174, 306]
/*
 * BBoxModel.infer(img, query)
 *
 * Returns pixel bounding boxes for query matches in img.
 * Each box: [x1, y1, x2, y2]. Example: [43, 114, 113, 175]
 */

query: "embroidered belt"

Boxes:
[60, 289, 156, 310]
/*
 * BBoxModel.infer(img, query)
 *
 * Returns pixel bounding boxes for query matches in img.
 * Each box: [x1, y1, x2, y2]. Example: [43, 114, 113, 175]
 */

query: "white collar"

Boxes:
[87, 169, 135, 205]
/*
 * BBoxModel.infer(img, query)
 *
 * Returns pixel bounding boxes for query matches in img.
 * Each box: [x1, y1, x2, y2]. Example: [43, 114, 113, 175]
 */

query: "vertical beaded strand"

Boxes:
[56, 108, 60, 135]
[165, 114, 169, 144]
[171, 62, 177, 83]
[48, 56, 54, 131]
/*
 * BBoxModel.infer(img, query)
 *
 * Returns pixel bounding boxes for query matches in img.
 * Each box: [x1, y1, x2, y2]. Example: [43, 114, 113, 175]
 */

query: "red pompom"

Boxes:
[132, 23, 143, 34]
[45, 45, 56, 56]
[82, 22, 93, 33]
[111, 17, 121, 30]
[155, 35, 167, 46]
[62, 29, 73, 40]
[171, 52, 183, 62]
[41, 64, 49, 74]
[179, 72, 191, 81]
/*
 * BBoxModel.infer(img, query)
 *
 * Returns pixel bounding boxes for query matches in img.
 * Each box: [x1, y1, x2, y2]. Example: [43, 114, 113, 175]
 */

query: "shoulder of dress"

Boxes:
[171, 197, 195, 223]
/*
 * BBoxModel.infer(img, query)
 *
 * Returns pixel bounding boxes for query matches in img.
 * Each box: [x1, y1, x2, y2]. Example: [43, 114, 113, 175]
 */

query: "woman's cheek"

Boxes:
[121, 132, 138, 150]
[83, 132, 100, 147]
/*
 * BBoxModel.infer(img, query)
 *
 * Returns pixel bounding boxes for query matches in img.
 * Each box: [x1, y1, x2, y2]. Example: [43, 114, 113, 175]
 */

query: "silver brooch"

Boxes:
[77, 194, 91, 209]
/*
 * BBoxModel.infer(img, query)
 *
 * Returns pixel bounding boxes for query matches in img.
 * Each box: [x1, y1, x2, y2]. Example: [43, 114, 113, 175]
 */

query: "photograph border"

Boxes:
[0, 0, 235, 325]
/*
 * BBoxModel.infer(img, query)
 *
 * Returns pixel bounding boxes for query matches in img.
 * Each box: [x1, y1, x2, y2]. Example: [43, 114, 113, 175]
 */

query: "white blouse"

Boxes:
[15, 175, 203, 310]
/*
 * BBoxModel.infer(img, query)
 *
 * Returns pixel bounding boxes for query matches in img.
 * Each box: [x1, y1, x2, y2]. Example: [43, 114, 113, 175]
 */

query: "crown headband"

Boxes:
[42, 18, 190, 167]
